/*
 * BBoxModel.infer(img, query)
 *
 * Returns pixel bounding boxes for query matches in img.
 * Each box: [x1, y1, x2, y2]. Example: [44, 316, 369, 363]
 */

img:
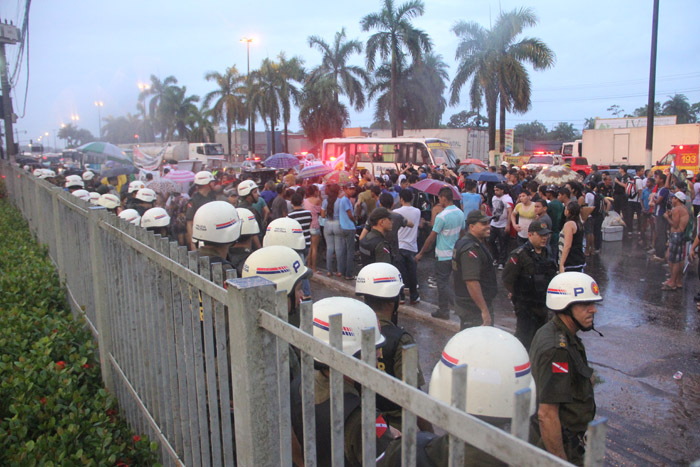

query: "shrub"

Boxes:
[0, 199, 160, 465]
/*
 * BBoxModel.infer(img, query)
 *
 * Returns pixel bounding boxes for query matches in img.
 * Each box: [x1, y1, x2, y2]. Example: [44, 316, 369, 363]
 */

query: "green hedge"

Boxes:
[0, 198, 160, 466]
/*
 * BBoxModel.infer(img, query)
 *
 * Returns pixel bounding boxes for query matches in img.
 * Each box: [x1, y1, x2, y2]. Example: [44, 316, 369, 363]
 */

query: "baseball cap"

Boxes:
[369, 207, 392, 226]
[674, 191, 687, 202]
[528, 218, 552, 235]
[466, 210, 491, 225]
[419, 173, 428, 180]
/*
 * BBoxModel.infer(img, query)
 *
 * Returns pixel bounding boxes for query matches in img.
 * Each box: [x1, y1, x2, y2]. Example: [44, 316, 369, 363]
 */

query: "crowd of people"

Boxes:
[23, 158, 698, 465]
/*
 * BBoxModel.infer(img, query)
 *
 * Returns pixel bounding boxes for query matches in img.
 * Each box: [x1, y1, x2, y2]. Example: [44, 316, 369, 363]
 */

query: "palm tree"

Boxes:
[492, 8, 555, 153]
[450, 20, 499, 153]
[102, 114, 144, 144]
[361, 0, 432, 137]
[308, 28, 369, 110]
[249, 59, 282, 155]
[158, 86, 200, 141]
[299, 76, 350, 146]
[204, 66, 247, 155]
[662, 93, 695, 123]
[139, 75, 178, 141]
[276, 53, 305, 152]
[189, 106, 217, 143]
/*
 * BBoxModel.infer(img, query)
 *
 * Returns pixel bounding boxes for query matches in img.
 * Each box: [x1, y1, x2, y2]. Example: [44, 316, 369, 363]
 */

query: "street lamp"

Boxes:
[71, 114, 79, 122]
[94, 101, 104, 139]
[241, 37, 254, 158]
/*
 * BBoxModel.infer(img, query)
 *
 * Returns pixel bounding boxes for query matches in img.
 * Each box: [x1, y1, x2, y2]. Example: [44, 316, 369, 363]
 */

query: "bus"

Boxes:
[321, 137, 457, 176]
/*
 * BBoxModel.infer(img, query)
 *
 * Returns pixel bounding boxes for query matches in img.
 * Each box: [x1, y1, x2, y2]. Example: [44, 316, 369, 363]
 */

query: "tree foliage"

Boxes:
[447, 110, 487, 128]
[57, 124, 95, 148]
[299, 76, 349, 146]
[204, 66, 247, 154]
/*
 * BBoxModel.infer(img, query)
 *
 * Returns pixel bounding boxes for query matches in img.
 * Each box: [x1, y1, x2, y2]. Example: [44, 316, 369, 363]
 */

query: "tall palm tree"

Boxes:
[204, 66, 247, 155]
[276, 53, 305, 152]
[492, 8, 554, 153]
[361, 0, 432, 136]
[308, 28, 369, 111]
[299, 76, 350, 147]
[189, 106, 217, 143]
[139, 75, 178, 141]
[158, 86, 200, 141]
[249, 59, 282, 155]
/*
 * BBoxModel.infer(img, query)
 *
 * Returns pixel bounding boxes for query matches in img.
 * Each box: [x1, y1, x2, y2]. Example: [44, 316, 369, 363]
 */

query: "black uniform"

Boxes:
[529, 316, 596, 466]
[376, 317, 425, 428]
[185, 190, 216, 221]
[502, 241, 557, 351]
[451, 233, 498, 329]
[228, 245, 252, 278]
[359, 228, 391, 266]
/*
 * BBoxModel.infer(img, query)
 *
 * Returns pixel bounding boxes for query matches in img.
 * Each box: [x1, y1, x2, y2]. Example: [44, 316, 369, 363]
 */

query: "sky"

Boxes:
[2, 0, 699, 149]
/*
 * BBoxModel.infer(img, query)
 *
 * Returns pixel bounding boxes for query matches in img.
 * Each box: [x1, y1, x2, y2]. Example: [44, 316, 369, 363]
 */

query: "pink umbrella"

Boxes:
[459, 158, 487, 168]
[324, 170, 353, 185]
[164, 169, 195, 184]
[412, 179, 461, 201]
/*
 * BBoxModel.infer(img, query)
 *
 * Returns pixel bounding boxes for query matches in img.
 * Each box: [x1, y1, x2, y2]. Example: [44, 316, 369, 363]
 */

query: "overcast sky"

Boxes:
[2, 0, 699, 147]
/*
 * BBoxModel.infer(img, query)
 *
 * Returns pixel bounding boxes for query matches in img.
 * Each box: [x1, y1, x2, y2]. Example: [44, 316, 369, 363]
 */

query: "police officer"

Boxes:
[452, 210, 497, 329]
[118, 208, 141, 226]
[186, 171, 217, 250]
[97, 193, 121, 214]
[379, 326, 537, 466]
[502, 218, 557, 351]
[124, 180, 145, 209]
[228, 207, 260, 276]
[141, 207, 171, 238]
[290, 297, 397, 467]
[192, 200, 242, 273]
[132, 188, 157, 216]
[529, 272, 602, 466]
[355, 263, 432, 431]
[359, 207, 392, 266]
[64, 174, 85, 193]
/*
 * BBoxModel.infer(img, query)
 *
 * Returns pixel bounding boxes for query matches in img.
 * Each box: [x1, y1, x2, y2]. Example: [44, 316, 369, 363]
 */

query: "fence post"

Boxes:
[226, 277, 282, 466]
[51, 189, 66, 282]
[583, 417, 608, 467]
[87, 208, 114, 393]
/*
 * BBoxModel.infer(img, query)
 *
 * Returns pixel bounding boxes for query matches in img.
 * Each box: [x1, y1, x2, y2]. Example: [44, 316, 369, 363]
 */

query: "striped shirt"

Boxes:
[288, 209, 312, 248]
[433, 205, 464, 261]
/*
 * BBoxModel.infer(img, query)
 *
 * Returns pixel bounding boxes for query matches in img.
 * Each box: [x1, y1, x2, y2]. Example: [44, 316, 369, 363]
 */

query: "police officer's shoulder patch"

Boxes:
[509, 255, 518, 265]
[558, 333, 567, 348]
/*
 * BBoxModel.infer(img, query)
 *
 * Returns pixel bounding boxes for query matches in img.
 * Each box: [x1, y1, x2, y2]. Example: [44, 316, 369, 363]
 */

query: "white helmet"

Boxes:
[82, 171, 95, 181]
[71, 189, 90, 202]
[192, 200, 242, 244]
[546, 272, 602, 312]
[263, 217, 306, 251]
[65, 175, 84, 188]
[355, 263, 403, 299]
[312, 297, 385, 357]
[237, 180, 258, 197]
[128, 180, 145, 194]
[194, 171, 215, 186]
[135, 188, 157, 203]
[429, 327, 536, 419]
[32, 168, 43, 177]
[118, 208, 142, 225]
[242, 245, 310, 294]
[97, 193, 120, 210]
[88, 192, 101, 205]
[38, 169, 56, 180]
[141, 207, 171, 229]
[236, 208, 261, 235]
[23, 165, 30, 172]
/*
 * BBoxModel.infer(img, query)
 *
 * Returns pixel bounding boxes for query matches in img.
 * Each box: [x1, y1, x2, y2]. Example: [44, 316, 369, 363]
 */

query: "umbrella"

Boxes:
[467, 172, 506, 183]
[300, 162, 333, 179]
[324, 170, 352, 186]
[101, 165, 136, 178]
[460, 158, 487, 168]
[146, 178, 179, 195]
[535, 165, 581, 186]
[76, 141, 132, 165]
[412, 179, 461, 201]
[458, 164, 486, 174]
[264, 153, 300, 169]
[164, 169, 196, 184]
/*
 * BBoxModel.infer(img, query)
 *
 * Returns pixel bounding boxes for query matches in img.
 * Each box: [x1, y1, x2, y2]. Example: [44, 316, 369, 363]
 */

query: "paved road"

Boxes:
[308, 235, 700, 466]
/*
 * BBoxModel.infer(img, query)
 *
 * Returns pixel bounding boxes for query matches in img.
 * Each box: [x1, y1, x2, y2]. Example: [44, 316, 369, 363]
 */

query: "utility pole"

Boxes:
[645, 0, 660, 169]
[0, 20, 21, 161]
[241, 37, 254, 160]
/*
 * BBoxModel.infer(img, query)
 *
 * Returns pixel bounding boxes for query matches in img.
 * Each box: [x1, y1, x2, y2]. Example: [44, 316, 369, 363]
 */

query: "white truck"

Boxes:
[564, 123, 700, 168]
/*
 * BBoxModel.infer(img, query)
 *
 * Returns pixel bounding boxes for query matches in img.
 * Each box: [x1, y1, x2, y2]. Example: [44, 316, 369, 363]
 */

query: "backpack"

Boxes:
[625, 177, 638, 199]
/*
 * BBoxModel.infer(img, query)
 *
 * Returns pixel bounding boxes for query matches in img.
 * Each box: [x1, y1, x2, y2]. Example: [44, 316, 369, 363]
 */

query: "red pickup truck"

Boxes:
[562, 157, 609, 177]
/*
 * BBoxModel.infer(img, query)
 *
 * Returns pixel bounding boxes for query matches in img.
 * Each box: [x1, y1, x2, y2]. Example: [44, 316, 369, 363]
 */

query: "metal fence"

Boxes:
[1, 162, 608, 467]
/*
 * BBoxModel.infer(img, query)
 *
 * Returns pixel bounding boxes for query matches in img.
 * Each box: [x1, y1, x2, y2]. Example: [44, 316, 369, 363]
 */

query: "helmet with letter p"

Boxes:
[429, 327, 536, 421]
[242, 245, 311, 295]
[312, 297, 385, 358]
[546, 272, 602, 311]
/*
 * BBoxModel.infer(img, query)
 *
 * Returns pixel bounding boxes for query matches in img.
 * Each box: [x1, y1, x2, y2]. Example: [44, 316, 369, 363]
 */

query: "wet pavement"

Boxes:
[309, 234, 700, 465]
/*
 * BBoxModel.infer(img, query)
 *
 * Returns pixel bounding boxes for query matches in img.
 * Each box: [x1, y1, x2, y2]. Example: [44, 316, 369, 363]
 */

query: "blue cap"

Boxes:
[419, 173, 428, 180]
